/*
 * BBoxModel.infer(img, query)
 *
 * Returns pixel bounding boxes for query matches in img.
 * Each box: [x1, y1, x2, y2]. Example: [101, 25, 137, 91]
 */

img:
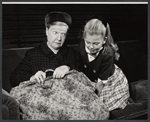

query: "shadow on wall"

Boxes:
[114, 40, 147, 82]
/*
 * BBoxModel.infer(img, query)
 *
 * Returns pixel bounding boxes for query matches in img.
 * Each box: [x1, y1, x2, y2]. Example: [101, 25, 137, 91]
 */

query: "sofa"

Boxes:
[2, 40, 148, 120]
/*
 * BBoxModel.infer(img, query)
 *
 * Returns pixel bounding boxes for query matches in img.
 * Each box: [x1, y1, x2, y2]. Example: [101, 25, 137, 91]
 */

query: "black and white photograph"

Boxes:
[1, 2, 148, 120]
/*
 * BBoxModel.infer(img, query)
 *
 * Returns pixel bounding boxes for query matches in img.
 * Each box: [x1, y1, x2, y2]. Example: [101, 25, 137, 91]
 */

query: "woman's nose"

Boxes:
[57, 33, 62, 40]
[89, 43, 94, 49]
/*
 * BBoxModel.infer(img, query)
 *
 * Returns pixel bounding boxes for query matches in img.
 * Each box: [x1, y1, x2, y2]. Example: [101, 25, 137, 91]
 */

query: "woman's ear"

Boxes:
[103, 37, 107, 44]
[46, 28, 48, 36]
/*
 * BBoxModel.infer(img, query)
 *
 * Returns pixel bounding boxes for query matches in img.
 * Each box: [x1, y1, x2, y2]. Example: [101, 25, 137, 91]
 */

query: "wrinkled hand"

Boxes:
[53, 65, 70, 79]
[30, 71, 46, 84]
[95, 79, 104, 96]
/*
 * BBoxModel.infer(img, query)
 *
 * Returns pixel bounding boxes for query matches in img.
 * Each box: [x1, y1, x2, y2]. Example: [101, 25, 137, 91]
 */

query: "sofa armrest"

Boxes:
[129, 80, 148, 102]
[109, 80, 148, 120]
[2, 94, 20, 120]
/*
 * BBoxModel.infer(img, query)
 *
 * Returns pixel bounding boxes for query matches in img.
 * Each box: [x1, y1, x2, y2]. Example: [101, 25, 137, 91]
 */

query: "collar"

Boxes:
[46, 42, 59, 54]
[40, 41, 68, 59]
[85, 46, 103, 57]
[85, 47, 100, 62]
[40, 41, 55, 57]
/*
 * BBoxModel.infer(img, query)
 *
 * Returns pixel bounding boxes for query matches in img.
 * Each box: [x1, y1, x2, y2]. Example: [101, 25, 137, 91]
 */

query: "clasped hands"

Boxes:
[30, 65, 70, 84]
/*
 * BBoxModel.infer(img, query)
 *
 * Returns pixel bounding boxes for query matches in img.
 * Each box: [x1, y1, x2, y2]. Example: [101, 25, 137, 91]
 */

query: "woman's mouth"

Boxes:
[88, 49, 96, 53]
[55, 42, 61, 45]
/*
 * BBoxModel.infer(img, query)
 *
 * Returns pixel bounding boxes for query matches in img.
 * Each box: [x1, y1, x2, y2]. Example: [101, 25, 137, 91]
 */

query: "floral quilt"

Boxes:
[10, 70, 109, 120]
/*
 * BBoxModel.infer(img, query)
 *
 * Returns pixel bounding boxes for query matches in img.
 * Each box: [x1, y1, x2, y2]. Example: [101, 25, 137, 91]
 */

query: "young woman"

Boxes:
[78, 18, 130, 111]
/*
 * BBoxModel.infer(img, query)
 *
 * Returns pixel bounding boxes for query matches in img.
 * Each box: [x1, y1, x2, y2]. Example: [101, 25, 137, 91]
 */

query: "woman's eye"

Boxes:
[86, 41, 90, 44]
[53, 31, 57, 34]
[61, 33, 66, 36]
[94, 43, 100, 45]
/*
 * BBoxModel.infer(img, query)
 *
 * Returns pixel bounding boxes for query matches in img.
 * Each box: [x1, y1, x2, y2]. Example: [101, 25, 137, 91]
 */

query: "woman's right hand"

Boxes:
[30, 71, 46, 84]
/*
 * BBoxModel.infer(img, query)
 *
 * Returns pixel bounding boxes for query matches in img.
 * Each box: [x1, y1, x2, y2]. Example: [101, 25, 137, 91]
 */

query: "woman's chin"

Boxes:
[54, 44, 62, 49]
[89, 51, 97, 54]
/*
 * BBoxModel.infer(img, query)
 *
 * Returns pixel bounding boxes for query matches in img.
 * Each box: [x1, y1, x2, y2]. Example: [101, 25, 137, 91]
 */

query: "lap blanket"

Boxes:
[10, 70, 109, 120]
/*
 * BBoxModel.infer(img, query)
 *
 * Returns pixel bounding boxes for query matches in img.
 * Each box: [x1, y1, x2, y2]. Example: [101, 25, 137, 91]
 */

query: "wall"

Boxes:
[2, 3, 147, 49]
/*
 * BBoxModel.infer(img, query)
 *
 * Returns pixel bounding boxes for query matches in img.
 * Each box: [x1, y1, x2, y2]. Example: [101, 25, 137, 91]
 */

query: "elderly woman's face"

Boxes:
[46, 22, 68, 50]
[84, 33, 105, 54]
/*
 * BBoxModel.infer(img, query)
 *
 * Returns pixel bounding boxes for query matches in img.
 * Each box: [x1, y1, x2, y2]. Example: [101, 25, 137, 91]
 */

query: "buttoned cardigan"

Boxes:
[78, 40, 115, 82]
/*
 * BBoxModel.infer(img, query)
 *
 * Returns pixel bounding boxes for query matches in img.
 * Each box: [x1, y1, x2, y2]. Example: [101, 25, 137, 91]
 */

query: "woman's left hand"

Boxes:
[95, 79, 104, 95]
[53, 65, 70, 79]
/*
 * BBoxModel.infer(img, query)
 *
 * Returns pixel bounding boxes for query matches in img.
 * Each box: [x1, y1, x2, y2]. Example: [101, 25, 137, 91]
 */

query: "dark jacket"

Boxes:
[10, 41, 80, 87]
[78, 40, 115, 82]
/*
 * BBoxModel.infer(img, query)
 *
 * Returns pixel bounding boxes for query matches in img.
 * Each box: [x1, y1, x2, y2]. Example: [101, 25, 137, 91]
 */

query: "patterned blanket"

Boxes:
[10, 70, 109, 120]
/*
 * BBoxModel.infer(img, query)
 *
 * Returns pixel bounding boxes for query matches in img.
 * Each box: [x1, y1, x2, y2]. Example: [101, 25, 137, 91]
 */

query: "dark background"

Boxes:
[2, 4, 147, 49]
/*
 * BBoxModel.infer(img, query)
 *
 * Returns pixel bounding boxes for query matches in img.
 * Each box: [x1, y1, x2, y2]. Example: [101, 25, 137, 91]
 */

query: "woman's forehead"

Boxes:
[49, 24, 68, 32]
[53, 21, 68, 27]
[85, 34, 104, 42]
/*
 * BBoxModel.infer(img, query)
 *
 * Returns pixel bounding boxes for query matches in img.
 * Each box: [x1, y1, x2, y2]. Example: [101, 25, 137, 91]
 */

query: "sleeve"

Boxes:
[99, 55, 114, 80]
[63, 47, 82, 72]
[9, 50, 32, 87]
[69, 51, 83, 72]
[69, 43, 84, 72]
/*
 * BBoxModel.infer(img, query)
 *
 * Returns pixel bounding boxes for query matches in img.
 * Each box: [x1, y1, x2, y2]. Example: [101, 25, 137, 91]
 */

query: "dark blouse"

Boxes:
[10, 41, 80, 87]
[78, 40, 115, 82]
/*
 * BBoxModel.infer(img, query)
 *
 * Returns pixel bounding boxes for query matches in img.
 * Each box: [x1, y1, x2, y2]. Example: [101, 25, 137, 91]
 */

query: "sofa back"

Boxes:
[2, 40, 147, 92]
[2, 47, 33, 92]
[114, 40, 147, 82]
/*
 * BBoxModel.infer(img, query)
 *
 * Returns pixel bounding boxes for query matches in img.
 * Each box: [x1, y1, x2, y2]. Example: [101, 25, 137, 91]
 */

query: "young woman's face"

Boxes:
[84, 34, 105, 54]
[46, 23, 68, 50]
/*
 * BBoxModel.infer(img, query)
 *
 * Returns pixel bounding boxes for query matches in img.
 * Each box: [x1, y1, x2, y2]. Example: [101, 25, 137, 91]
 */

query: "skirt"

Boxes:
[10, 70, 109, 120]
[99, 64, 130, 111]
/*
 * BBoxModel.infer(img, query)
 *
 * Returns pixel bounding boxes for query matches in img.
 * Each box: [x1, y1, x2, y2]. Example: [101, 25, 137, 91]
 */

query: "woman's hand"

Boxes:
[53, 65, 70, 79]
[95, 79, 104, 96]
[30, 71, 46, 84]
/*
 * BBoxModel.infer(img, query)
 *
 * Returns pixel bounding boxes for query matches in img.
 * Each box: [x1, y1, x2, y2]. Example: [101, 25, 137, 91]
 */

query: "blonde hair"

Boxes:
[83, 18, 120, 60]
[83, 19, 106, 37]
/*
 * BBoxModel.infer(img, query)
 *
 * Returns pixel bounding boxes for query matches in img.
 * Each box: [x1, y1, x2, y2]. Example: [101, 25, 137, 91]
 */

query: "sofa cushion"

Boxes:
[130, 80, 148, 102]
[109, 80, 148, 120]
